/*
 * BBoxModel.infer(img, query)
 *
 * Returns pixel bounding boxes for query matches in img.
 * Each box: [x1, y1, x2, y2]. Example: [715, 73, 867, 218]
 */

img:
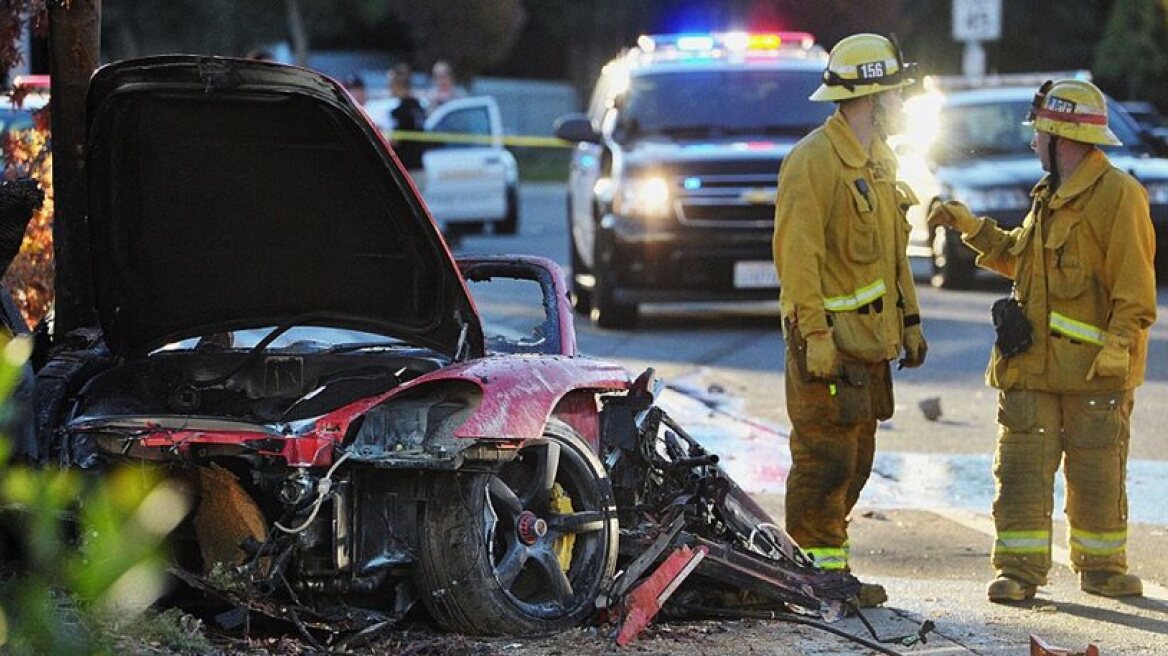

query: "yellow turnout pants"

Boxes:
[992, 388, 1133, 585]
[784, 351, 891, 571]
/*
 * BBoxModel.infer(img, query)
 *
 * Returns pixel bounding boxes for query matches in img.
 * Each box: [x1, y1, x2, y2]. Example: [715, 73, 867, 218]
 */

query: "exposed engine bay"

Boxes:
[71, 344, 450, 425]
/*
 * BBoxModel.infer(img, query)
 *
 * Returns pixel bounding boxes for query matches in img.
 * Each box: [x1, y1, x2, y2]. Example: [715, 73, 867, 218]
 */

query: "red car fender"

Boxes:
[318, 355, 628, 444]
[445, 355, 628, 440]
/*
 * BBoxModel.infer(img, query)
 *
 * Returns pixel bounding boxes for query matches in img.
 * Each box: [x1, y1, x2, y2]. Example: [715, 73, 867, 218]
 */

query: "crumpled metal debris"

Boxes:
[598, 369, 862, 644]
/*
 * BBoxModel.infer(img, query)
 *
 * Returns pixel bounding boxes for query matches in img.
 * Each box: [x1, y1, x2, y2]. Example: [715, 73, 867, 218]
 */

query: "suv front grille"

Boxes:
[673, 172, 777, 227]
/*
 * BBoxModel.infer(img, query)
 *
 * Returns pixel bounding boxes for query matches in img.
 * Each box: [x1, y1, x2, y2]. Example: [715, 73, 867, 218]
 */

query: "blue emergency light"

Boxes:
[676, 35, 715, 51]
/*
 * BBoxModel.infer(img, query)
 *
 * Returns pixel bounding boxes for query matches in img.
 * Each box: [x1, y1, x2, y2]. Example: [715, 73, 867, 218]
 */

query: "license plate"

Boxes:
[733, 261, 779, 289]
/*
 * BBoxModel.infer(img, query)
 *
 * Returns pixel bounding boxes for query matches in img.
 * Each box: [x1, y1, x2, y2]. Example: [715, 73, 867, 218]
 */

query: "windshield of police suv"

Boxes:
[613, 69, 831, 142]
[931, 99, 1145, 164]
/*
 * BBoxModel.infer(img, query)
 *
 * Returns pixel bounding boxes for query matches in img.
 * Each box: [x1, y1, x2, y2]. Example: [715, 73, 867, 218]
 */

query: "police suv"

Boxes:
[554, 32, 833, 327]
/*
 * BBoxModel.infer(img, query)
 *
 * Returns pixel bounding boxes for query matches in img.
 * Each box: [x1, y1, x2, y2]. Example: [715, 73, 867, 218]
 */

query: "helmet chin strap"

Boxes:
[872, 96, 886, 139]
[1047, 134, 1060, 191]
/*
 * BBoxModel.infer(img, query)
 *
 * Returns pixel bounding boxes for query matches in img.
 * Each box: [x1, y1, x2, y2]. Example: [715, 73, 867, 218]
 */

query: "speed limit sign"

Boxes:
[952, 0, 1001, 41]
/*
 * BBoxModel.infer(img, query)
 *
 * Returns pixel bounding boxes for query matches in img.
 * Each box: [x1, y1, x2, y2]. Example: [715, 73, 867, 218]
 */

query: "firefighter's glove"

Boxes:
[804, 329, 839, 380]
[927, 200, 980, 235]
[1086, 332, 1131, 381]
[901, 324, 927, 369]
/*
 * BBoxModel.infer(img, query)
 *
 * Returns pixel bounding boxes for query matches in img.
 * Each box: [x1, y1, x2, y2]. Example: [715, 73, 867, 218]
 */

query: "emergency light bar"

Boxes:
[638, 31, 817, 56]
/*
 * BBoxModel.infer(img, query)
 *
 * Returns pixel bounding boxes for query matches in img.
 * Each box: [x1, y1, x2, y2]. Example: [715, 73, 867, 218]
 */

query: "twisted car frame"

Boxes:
[33, 56, 856, 640]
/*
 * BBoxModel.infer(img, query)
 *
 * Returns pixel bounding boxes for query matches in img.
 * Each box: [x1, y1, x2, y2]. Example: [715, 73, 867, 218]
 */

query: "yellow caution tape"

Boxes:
[387, 129, 572, 149]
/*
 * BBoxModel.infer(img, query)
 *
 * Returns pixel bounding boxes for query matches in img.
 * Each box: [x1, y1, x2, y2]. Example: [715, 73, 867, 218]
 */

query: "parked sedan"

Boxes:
[896, 84, 1168, 287]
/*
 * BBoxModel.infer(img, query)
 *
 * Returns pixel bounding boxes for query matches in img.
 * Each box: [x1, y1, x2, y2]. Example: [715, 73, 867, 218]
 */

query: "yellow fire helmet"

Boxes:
[809, 33, 917, 102]
[1025, 79, 1122, 146]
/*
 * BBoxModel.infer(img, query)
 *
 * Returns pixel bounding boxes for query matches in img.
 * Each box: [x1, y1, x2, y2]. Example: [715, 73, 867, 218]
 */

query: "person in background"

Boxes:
[772, 33, 925, 609]
[344, 75, 367, 106]
[928, 79, 1155, 604]
[424, 60, 464, 113]
[389, 63, 427, 179]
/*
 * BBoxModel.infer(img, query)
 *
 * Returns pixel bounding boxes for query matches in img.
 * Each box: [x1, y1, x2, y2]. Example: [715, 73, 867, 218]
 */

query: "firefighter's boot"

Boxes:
[987, 575, 1037, 603]
[856, 582, 887, 608]
[1080, 571, 1142, 598]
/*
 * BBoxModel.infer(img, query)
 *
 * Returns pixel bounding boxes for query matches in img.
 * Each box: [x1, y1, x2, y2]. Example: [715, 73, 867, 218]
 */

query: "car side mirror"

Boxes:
[554, 113, 600, 144]
[1139, 128, 1168, 157]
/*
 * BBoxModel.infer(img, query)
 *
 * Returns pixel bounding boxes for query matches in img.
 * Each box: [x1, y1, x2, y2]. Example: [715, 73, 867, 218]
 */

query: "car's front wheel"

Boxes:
[414, 420, 618, 635]
[497, 185, 520, 235]
[590, 228, 638, 328]
[567, 197, 593, 314]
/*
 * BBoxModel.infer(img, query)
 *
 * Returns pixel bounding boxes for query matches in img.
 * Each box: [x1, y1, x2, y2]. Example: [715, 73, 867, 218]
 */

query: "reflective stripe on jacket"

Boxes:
[773, 110, 920, 363]
[964, 149, 1156, 391]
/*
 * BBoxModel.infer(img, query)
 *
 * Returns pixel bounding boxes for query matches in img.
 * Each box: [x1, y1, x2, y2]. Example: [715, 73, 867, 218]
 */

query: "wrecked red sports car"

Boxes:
[34, 56, 861, 643]
[36, 55, 630, 635]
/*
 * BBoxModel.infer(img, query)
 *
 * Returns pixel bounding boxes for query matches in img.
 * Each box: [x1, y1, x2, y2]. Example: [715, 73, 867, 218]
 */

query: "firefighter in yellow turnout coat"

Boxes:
[929, 79, 1155, 602]
[773, 34, 926, 606]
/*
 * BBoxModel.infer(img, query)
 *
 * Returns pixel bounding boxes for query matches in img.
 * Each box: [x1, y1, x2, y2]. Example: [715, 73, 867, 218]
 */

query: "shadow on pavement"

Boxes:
[632, 305, 780, 332]
[1043, 599, 1168, 634]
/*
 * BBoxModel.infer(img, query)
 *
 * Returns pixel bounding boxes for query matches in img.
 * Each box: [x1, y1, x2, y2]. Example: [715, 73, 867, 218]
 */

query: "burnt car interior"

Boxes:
[460, 257, 563, 355]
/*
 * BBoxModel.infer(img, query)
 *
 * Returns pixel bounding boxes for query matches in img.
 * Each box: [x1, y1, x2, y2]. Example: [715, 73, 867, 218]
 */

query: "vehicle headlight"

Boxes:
[1144, 181, 1168, 205]
[615, 175, 673, 219]
[950, 186, 1031, 213]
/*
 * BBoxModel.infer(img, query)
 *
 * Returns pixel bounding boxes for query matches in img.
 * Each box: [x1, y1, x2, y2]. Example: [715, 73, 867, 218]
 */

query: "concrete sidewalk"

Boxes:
[749, 497, 1168, 655]
[651, 381, 1168, 654]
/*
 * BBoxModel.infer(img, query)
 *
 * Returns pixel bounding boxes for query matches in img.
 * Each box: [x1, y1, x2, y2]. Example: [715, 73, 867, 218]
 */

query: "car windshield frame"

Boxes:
[612, 68, 831, 143]
[155, 326, 411, 354]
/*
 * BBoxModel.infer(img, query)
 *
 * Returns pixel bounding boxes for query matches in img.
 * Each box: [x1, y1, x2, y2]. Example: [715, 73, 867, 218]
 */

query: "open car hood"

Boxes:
[85, 56, 482, 358]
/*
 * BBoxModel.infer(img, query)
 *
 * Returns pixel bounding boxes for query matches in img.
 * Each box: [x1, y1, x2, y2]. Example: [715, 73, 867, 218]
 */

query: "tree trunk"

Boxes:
[48, 0, 101, 334]
[285, 0, 308, 66]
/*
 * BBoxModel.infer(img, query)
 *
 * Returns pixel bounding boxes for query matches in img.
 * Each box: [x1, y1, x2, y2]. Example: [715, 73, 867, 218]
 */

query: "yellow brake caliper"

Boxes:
[548, 482, 575, 571]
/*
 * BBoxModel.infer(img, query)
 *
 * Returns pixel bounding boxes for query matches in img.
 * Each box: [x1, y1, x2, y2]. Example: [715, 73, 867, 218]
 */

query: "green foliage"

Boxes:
[102, 0, 288, 59]
[0, 1, 45, 83]
[101, 0, 526, 79]
[0, 337, 191, 656]
[1094, 0, 1168, 107]
[384, 0, 526, 77]
[109, 608, 215, 655]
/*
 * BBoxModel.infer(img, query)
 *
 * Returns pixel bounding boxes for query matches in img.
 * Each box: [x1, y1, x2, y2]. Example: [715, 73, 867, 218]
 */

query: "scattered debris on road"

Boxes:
[1029, 633, 1101, 656]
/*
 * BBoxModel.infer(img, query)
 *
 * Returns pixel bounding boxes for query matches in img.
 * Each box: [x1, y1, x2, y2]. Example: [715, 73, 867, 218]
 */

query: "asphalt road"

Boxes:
[451, 182, 1168, 654]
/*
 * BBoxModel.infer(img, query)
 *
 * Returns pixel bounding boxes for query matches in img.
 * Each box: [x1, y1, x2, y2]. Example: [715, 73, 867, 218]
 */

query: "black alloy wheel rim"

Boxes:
[483, 437, 609, 618]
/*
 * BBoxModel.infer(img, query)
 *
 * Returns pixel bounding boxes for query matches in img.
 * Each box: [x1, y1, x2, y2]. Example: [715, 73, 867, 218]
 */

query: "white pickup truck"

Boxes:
[366, 95, 519, 236]
[421, 96, 519, 235]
